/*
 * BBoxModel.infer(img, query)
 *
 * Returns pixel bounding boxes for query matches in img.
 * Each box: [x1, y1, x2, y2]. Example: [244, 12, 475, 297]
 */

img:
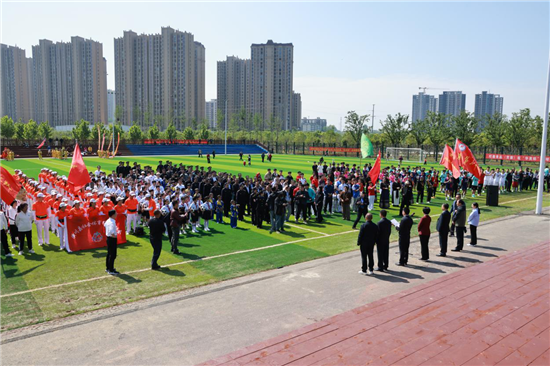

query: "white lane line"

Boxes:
[285, 223, 330, 236]
[1, 229, 357, 299]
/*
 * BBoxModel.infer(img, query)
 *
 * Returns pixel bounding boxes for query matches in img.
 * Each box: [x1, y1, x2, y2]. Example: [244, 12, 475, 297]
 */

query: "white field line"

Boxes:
[286, 223, 330, 236]
[1, 193, 547, 299]
[1, 229, 356, 299]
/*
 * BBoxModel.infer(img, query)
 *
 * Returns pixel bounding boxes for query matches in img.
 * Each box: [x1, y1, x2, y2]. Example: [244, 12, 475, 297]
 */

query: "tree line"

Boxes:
[1, 108, 547, 153]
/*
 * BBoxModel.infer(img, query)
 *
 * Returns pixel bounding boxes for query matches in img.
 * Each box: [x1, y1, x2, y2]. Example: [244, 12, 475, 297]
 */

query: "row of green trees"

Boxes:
[1, 107, 547, 152]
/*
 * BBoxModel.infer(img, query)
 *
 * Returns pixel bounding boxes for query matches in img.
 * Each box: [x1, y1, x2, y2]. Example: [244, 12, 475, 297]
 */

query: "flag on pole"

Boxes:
[0, 167, 21, 205]
[67, 144, 91, 190]
[440, 144, 461, 178]
[361, 133, 373, 158]
[37, 138, 46, 149]
[368, 150, 382, 184]
[454, 138, 482, 179]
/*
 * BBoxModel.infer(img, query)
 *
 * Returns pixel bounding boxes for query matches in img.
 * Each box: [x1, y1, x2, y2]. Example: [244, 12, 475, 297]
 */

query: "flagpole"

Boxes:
[535, 51, 550, 215]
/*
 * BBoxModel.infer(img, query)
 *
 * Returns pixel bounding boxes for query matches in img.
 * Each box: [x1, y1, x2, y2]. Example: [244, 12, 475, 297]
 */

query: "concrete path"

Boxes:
[2, 209, 550, 366]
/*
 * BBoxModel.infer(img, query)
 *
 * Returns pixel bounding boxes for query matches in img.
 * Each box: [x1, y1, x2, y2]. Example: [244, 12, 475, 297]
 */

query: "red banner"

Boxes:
[67, 215, 127, 252]
[485, 154, 550, 163]
[309, 147, 360, 153]
[142, 139, 209, 145]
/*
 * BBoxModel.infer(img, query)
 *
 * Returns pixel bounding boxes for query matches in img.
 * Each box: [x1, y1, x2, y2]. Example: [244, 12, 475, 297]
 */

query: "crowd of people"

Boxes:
[1, 153, 549, 276]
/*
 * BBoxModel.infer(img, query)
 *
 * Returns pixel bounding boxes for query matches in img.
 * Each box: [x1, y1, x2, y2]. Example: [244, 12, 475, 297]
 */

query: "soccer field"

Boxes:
[1, 154, 549, 331]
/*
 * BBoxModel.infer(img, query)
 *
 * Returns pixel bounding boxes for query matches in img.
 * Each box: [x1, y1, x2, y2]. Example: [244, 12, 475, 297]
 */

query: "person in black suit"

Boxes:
[451, 200, 467, 252]
[357, 213, 378, 275]
[376, 209, 392, 271]
[399, 182, 413, 215]
[148, 209, 165, 270]
[436, 203, 451, 257]
[396, 207, 413, 266]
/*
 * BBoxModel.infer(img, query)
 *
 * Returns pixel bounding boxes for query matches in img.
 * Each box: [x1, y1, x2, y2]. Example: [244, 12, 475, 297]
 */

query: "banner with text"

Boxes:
[485, 154, 550, 163]
[309, 147, 361, 153]
[67, 215, 127, 252]
[143, 139, 209, 145]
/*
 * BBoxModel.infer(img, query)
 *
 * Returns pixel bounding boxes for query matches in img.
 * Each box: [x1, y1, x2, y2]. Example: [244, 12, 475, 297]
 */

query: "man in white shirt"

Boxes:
[1, 209, 13, 256]
[104, 210, 119, 275]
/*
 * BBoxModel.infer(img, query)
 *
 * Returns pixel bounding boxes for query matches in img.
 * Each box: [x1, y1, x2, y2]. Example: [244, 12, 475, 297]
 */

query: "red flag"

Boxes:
[454, 139, 482, 179]
[440, 144, 461, 179]
[0, 167, 21, 204]
[67, 144, 91, 190]
[368, 150, 381, 184]
[37, 138, 46, 149]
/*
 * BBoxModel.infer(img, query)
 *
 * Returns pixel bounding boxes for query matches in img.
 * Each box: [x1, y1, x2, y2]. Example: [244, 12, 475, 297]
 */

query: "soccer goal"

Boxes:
[385, 147, 427, 163]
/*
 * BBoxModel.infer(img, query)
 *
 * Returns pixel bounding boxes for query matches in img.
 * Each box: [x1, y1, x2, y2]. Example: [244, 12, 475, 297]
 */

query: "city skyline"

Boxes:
[2, 1, 549, 128]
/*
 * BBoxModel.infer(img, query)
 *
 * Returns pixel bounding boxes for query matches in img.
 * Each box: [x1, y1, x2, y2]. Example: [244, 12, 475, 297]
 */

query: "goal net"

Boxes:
[385, 147, 427, 163]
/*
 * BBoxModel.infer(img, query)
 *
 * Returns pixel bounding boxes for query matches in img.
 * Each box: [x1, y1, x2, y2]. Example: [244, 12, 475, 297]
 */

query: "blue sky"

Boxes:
[2, 1, 549, 128]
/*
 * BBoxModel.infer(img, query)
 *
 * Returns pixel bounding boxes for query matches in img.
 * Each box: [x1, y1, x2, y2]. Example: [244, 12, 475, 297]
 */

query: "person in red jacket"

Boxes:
[417, 207, 432, 261]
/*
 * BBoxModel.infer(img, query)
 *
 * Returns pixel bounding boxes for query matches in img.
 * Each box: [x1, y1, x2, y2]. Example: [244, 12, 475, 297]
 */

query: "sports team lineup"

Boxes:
[0, 142, 549, 331]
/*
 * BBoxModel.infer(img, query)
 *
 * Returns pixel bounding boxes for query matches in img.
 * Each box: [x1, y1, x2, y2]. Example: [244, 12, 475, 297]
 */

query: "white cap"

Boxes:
[73, 200, 81, 204]
[145, 194, 151, 198]
[62, 198, 69, 203]
[90, 198, 97, 203]
[37, 193, 44, 198]
[117, 197, 124, 202]
[59, 203, 67, 208]
[56, 194, 63, 198]
[102, 198, 110, 203]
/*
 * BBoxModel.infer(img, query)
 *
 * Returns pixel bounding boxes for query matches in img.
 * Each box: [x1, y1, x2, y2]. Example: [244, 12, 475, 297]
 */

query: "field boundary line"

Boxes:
[286, 223, 330, 236]
[0, 229, 357, 299]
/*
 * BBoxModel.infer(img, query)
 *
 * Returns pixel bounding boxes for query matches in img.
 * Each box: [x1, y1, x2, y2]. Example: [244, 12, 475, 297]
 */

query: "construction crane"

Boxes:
[419, 87, 449, 93]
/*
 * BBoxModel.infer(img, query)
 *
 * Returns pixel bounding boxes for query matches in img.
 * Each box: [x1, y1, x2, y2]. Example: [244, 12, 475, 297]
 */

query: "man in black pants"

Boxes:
[399, 182, 413, 215]
[357, 213, 378, 275]
[294, 186, 308, 223]
[376, 210, 392, 271]
[396, 207, 413, 266]
[452, 200, 467, 252]
[148, 209, 165, 270]
[436, 203, 451, 257]
[104, 210, 119, 275]
[352, 192, 368, 229]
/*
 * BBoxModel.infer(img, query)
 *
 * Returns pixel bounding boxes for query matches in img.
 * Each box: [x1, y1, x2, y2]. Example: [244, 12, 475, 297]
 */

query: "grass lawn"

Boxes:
[1, 154, 549, 331]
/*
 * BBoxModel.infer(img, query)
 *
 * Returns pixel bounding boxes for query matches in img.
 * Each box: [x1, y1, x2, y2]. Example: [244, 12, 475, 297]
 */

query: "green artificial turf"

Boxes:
[0, 154, 548, 331]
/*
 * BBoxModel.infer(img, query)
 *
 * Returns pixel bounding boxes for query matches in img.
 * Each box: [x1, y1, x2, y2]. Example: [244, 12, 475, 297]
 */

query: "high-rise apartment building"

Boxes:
[217, 56, 250, 123]
[107, 89, 116, 122]
[438, 91, 466, 117]
[30, 37, 107, 127]
[205, 99, 217, 129]
[475, 91, 504, 129]
[114, 27, 205, 129]
[250, 40, 294, 130]
[291, 92, 302, 130]
[1, 44, 33, 122]
[411, 92, 437, 122]
[301, 117, 327, 132]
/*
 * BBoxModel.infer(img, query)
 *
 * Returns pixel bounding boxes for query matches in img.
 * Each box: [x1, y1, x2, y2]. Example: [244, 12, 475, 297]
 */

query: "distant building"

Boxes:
[438, 91, 466, 117]
[107, 89, 115, 122]
[301, 117, 327, 132]
[31, 37, 107, 127]
[250, 40, 294, 130]
[114, 27, 205, 128]
[205, 99, 217, 129]
[411, 92, 437, 122]
[291, 92, 302, 130]
[217, 56, 250, 124]
[475, 91, 504, 129]
[0, 44, 33, 123]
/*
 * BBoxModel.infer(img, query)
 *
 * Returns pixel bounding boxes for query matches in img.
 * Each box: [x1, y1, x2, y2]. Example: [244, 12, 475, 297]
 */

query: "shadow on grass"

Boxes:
[2, 263, 45, 278]
[117, 273, 142, 284]
[25, 252, 46, 262]
[157, 267, 186, 277]
[175, 252, 204, 261]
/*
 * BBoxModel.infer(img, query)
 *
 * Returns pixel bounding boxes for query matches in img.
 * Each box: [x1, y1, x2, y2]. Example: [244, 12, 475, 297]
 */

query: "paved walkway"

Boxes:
[202, 241, 549, 366]
[2, 209, 549, 365]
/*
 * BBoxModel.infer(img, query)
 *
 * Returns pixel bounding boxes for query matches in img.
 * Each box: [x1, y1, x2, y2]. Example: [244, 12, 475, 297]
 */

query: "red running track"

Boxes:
[200, 242, 550, 366]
